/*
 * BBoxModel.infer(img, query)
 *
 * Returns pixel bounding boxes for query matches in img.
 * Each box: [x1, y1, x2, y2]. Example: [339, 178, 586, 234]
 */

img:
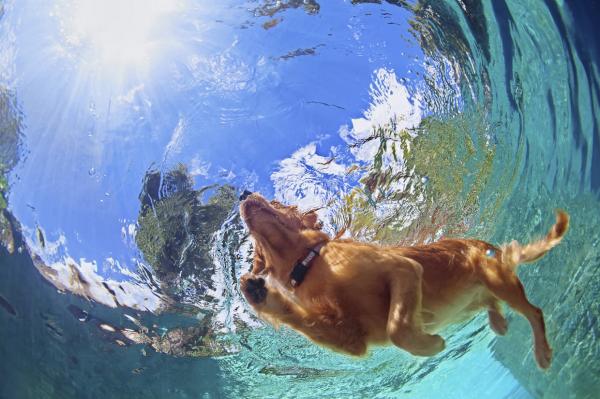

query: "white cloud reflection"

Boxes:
[272, 68, 423, 232]
[341, 68, 422, 162]
[271, 142, 349, 219]
[24, 229, 164, 312]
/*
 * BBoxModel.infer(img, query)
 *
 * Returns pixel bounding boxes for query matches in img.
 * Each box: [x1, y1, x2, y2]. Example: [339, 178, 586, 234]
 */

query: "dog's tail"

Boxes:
[501, 210, 569, 268]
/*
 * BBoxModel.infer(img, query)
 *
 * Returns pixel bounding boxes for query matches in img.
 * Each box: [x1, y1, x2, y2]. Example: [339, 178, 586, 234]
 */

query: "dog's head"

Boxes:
[240, 193, 327, 281]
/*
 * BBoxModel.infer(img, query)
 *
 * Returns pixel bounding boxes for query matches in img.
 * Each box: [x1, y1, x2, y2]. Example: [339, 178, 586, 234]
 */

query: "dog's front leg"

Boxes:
[240, 274, 366, 356]
[386, 258, 445, 357]
[240, 273, 308, 323]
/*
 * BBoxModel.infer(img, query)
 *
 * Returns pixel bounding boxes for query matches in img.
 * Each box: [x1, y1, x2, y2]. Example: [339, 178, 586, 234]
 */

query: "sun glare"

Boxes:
[58, 0, 182, 69]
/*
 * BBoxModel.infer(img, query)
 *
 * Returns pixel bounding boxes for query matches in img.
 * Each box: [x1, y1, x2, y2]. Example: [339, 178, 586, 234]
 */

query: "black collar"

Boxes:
[290, 243, 325, 288]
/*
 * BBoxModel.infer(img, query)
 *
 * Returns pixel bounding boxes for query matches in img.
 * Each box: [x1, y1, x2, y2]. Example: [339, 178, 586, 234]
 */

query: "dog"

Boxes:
[239, 193, 568, 369]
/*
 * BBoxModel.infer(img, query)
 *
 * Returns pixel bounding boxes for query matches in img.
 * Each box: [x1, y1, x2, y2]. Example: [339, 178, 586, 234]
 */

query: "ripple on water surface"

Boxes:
[0, 0, 599, 398]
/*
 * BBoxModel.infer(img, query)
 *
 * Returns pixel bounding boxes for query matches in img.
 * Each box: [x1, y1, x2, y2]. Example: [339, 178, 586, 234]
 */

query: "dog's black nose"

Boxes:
[239, 190, 253, 201]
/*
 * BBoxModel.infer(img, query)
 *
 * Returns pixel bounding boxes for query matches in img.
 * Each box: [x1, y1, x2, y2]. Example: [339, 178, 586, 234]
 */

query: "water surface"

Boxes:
[1, 1, 599, 398]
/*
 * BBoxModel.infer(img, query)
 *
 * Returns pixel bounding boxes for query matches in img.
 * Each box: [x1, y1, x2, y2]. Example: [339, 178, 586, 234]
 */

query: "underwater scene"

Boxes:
[1, 0, 599, 398]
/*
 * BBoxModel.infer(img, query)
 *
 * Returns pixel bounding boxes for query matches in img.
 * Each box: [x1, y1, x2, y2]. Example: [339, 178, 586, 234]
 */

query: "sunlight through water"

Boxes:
[53, 0, 185, 72]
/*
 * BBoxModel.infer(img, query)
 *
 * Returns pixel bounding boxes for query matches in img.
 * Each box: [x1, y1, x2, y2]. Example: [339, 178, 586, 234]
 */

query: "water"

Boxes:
[1, 0, 599, 398]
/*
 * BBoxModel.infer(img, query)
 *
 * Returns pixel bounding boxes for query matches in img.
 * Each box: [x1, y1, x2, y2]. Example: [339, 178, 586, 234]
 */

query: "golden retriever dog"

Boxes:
[239, 193, 569, 369]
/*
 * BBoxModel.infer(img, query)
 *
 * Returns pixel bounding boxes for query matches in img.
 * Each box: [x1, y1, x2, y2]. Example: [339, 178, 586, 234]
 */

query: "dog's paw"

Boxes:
[419, 334, 446, 356]
[535, 342, 553, 370]
[240, 275, 267, 305]
[405, 333, 446, 357]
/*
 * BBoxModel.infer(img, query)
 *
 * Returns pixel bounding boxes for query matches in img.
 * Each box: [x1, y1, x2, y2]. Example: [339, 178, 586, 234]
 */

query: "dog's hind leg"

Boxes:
[386, 259, 445, 357]
[478, 211, 568, 368]
[480, 267, 552, 369]
[487, 300, 508, 336]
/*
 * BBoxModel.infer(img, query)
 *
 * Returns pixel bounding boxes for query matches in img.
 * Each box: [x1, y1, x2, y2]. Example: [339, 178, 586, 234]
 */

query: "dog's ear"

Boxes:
[252, 244, 266, 274]
[302, 210, 323, 230]
[270, 200, 286, 209]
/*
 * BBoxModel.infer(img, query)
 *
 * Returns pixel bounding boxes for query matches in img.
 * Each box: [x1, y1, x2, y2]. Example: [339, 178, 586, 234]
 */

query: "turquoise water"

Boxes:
[1, 1, 599, 398]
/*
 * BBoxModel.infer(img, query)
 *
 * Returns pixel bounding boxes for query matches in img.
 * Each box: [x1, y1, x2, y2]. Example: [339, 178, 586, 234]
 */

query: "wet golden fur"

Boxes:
[239, 194, 569, 369]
